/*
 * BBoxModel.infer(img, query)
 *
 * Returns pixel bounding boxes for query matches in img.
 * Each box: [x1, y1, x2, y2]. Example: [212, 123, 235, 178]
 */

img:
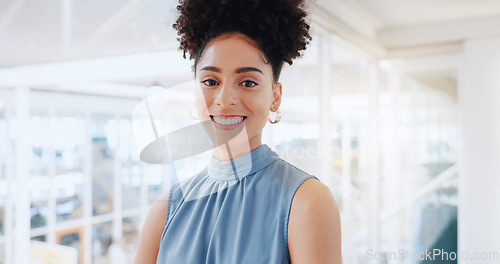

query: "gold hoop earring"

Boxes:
[268, 108, 281, 124]
[189, 104, 199, 120]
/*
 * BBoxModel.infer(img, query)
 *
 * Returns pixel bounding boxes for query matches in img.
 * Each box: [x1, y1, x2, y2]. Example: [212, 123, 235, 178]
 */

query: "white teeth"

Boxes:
[213, 116, 244, 125]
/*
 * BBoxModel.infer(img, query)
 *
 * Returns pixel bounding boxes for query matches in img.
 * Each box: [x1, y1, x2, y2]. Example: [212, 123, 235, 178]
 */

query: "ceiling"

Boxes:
[350, 0, 500, 27]
[2, 0, 500, 67]
[1, 0, 499, 97]
[0, 0, 179, 67]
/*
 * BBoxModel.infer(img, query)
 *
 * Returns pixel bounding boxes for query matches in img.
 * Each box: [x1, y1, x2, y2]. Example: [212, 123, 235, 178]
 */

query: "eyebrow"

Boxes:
[236, 67, 263, 75]
[199, 66, 263, 75]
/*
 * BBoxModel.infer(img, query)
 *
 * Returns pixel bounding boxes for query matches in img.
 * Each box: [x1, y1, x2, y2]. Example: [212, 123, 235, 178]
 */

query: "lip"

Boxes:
[210, 115, 247, 130]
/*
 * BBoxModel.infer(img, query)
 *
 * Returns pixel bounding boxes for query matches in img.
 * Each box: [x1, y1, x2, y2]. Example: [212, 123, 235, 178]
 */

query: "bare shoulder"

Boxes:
[134, 188, 171, 264]
[288, 178, 342, 264]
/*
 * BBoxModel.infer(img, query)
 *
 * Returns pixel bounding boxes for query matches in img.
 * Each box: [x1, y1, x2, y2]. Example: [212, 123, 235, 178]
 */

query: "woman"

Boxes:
[135, 0, 342, 263]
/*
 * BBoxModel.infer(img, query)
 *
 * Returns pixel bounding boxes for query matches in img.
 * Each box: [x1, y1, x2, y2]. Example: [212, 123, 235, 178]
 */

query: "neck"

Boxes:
[213, 138, 262, 162]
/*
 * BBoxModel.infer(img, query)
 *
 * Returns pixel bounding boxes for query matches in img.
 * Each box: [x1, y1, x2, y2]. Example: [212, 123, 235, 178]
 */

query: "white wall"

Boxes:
[458, 36, 500, 264]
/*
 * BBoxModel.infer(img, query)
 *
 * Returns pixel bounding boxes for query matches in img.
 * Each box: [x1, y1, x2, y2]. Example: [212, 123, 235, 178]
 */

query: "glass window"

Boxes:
[91, 114, 116, 216]
[122, 216, 140, 250]
[121, 165, 141, 210]
[31, 235, 46, 242]
[0, 242, 4, 264]
[118, 117, 142, 210]
[92, 221, 113, 264]
[121, 216, 140, 261]
[30, 113, 50, 174]
[53, 114, 85, 171]
[144, 165, 164, 205]
[116, 117, 140, 164]
[0, 108, 6, 237]
[53, 113, 85, 222]
[0, 107, 6, 264]
[55, 172, 84, 222]
[57, 226, 84, 264]
[273, 121, 322, 176]
[30, 111, 50, 229]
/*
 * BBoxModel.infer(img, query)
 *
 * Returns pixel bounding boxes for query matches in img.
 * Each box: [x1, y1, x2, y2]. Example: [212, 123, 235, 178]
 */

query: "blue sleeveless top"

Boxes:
[156, 144, 320, 263]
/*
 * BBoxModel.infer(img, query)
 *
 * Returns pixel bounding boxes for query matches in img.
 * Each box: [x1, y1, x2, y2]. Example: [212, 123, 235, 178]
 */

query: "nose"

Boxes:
[214, 83, 238, 107]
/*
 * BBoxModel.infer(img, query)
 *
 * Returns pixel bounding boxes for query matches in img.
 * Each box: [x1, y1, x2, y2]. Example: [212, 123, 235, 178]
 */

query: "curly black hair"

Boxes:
[172, 0, 312, 82]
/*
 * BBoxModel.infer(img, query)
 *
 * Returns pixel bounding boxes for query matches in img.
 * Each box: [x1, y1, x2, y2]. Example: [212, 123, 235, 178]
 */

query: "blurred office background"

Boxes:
[1, 0, 500, 263]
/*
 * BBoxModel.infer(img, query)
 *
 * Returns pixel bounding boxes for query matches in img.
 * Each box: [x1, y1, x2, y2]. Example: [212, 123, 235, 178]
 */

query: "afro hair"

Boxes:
[172, 0, 312, 82]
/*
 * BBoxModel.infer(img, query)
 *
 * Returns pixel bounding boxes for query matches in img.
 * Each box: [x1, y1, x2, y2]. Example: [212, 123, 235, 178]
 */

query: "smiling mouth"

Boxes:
[210, 115, 247, 126]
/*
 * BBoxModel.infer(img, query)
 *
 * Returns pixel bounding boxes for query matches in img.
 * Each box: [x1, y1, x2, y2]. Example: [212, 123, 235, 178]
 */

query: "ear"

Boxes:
[271, 82, 282, 111]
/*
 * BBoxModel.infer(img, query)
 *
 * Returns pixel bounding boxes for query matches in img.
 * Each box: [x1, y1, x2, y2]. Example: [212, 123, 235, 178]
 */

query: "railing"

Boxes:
[352, 164, 458, 244]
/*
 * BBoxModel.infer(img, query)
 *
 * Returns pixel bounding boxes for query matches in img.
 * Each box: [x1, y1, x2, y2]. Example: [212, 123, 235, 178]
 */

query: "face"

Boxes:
[194, 33, 282, 160]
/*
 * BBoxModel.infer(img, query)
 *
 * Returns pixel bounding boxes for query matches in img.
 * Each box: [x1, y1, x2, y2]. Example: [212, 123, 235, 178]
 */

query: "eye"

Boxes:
[201, 79, 219, 87]
[240, 80, 258, 88]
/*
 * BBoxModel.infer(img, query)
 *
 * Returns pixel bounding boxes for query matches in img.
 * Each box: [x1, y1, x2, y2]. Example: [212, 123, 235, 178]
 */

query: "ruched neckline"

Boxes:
[208, 144, 279, 181]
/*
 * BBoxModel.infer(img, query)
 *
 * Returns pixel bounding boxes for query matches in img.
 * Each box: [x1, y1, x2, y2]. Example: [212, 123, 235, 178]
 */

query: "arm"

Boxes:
[134, 189, 170, 264]
[288, 179, 342, 264]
